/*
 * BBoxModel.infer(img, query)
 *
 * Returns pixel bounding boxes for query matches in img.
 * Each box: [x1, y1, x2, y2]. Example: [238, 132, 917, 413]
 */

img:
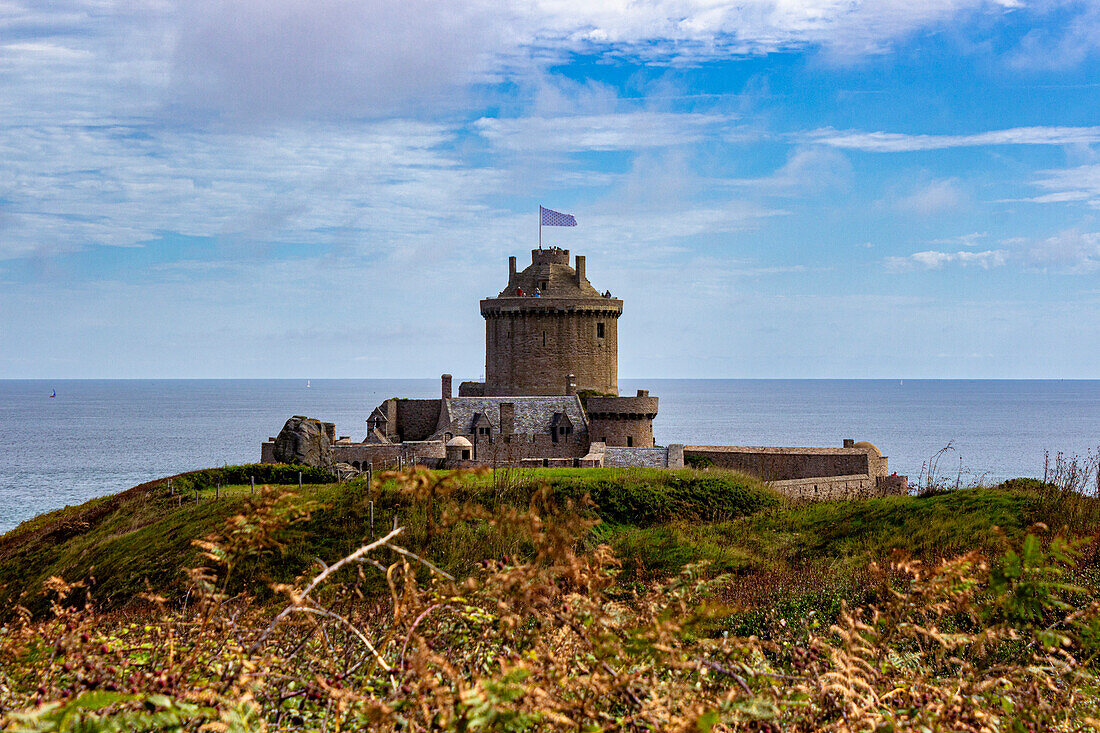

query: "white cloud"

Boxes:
[725, 147, 853, 195]
[1024, 229, 1100, 273]
[1030, 163, 1100, 208]
[170, 0, 507, 120]
[885, 231, 1100, 273]
[931, 232, 988, 247]
[0, 120, 505, 259]
[895, 179, 968, 215]
[521, 0, 1020, 57]
[885, 249, 1008, 270]
[474, 112, 734, 152]
[802, 125, 1100, 152]
[1008, 2, 1100, 69]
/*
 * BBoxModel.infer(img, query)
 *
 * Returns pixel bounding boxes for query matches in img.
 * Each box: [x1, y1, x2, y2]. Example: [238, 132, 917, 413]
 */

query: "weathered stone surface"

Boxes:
[272, 416, 335, 471]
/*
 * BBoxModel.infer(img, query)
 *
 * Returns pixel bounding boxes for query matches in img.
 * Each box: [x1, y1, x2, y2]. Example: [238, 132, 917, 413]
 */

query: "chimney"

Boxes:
[500, 402, 515, 436]
[566, 374, 576, 396]
[637, 389, 648, 397]
[508, 256, 516, 283]
[442, 373, 452, 399]
[843, 438, 854, 448]
[575, 255, 585, 285]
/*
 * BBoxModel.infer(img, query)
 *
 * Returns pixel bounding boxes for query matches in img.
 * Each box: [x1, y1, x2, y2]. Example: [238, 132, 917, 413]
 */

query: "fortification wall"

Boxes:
[332, 441, 445, 470]
[604, 446, 670, 468]
[464, 432, 590, 466]
[482, 298, 621, 396]
[586, 394, 658, 447]
[684, 446, 874, 480]
[768, 474, 909, 502]
[458, 381, 484, 396]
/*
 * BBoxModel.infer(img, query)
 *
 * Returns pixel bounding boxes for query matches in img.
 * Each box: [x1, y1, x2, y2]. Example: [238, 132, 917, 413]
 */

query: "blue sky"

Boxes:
[2, 0, 1099, 379]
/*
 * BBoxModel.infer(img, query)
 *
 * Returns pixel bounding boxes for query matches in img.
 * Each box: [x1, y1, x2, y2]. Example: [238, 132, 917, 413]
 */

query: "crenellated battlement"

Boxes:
[530, 247, 570, 265]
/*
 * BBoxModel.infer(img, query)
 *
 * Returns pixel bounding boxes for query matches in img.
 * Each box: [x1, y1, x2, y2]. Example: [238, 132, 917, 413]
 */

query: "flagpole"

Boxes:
[538, 205, 542, 249]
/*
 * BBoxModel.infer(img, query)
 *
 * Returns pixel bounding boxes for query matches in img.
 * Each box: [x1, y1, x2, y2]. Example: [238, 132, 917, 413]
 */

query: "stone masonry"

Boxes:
[480, 248, 621, 397]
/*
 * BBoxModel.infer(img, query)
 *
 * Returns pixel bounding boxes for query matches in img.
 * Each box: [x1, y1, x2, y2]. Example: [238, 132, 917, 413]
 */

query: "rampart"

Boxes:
[769, 474, 910, 501]
[684, 442, 905, 500]
[684, 445, 871, 480]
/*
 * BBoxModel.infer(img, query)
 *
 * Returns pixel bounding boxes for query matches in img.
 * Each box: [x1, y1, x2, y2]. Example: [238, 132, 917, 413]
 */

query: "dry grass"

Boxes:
[0, 468, 1098, 731]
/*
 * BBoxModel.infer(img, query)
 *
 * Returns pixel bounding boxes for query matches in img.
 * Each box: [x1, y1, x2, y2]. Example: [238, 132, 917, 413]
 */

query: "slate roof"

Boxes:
[434, 396, 588, 438]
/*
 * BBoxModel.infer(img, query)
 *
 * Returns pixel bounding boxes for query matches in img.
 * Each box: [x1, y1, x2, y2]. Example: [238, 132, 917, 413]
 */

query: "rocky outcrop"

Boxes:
[272, 416, 335, 471]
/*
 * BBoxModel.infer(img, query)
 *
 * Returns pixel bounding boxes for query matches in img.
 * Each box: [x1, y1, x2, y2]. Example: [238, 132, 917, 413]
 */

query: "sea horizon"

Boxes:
[2, 377, 1098, 533]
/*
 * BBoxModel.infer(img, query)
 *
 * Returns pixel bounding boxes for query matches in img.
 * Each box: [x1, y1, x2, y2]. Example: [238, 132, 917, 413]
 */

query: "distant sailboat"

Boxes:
[50, 389, 56, 398]
[306, 380, 311, 388]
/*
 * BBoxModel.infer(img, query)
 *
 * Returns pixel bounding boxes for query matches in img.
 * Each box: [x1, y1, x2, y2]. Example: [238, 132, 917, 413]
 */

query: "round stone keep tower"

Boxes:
[481, 248, 621, 396]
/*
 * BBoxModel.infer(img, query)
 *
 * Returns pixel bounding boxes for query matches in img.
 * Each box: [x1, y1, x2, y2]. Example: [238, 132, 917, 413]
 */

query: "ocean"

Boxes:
[1, 379, 1098, 534]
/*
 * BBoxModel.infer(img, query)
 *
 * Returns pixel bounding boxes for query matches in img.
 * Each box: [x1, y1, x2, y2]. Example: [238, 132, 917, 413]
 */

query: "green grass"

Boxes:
[0, 465, 1096, 620]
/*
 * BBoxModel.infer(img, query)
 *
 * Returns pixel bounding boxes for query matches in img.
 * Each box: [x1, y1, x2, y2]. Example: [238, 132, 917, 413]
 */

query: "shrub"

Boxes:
[685, 454, 714, 469]
[1, 470, 1098, 731]
[172, 463, 336, 493]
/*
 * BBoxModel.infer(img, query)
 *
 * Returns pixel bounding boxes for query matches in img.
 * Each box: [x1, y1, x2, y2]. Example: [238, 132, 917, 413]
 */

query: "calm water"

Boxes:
[1, 379, 1098, 533]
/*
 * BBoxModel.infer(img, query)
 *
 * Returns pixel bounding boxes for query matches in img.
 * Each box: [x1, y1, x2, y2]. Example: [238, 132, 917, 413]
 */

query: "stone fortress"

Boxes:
[262, 247, 908, 500]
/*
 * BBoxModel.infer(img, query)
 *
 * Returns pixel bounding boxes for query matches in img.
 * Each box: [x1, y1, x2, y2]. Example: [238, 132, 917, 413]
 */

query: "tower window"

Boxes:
[596, 322, 605, 338]
[627, 436, 633, 447]
[542, 331, 546, 346]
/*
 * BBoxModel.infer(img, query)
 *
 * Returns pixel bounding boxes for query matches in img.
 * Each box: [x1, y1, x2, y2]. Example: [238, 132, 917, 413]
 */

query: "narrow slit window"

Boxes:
[596, 322, 605, 338]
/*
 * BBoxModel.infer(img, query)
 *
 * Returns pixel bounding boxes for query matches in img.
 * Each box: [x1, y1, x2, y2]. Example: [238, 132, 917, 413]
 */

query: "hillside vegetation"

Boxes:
[0, 465, 1098, 731]
[1, 464, 1095, 618]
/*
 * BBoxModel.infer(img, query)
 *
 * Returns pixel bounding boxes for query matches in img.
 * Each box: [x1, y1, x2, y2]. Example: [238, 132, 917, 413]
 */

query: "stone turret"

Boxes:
[480, 247, 621, 396]
[586, 390, 659, 447]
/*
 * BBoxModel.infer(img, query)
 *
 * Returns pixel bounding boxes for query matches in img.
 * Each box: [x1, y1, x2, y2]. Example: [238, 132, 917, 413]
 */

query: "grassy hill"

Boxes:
[2, 466, 1099, 731]
[2, 464, 1095, 620]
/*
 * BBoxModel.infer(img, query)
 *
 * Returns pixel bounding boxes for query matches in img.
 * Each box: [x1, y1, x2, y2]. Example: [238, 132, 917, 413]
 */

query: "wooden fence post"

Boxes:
[250, 475, 255, 495]
[369, 500, 374, 537]
[298, 471, 302, 489]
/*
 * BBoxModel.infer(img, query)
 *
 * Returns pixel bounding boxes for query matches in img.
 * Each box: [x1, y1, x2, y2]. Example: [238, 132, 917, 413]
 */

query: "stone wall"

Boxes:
[458, 381, 484, 396]
[394, 399, 442, 441]
[768, 474, 908, 501]
[586, 394, 658, 447]
[331, 440, 446, 470]
[481, 298, 621, 396]
[684, 446, 873, 480]
[604, 446, 670, 468]
[463, 432, 590, 466]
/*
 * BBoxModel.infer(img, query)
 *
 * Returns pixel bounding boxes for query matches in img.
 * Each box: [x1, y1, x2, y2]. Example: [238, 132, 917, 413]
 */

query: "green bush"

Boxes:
[684, 454, 713, 469]
[546, 471, 780, 526]
[172, 464, 336, 493]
